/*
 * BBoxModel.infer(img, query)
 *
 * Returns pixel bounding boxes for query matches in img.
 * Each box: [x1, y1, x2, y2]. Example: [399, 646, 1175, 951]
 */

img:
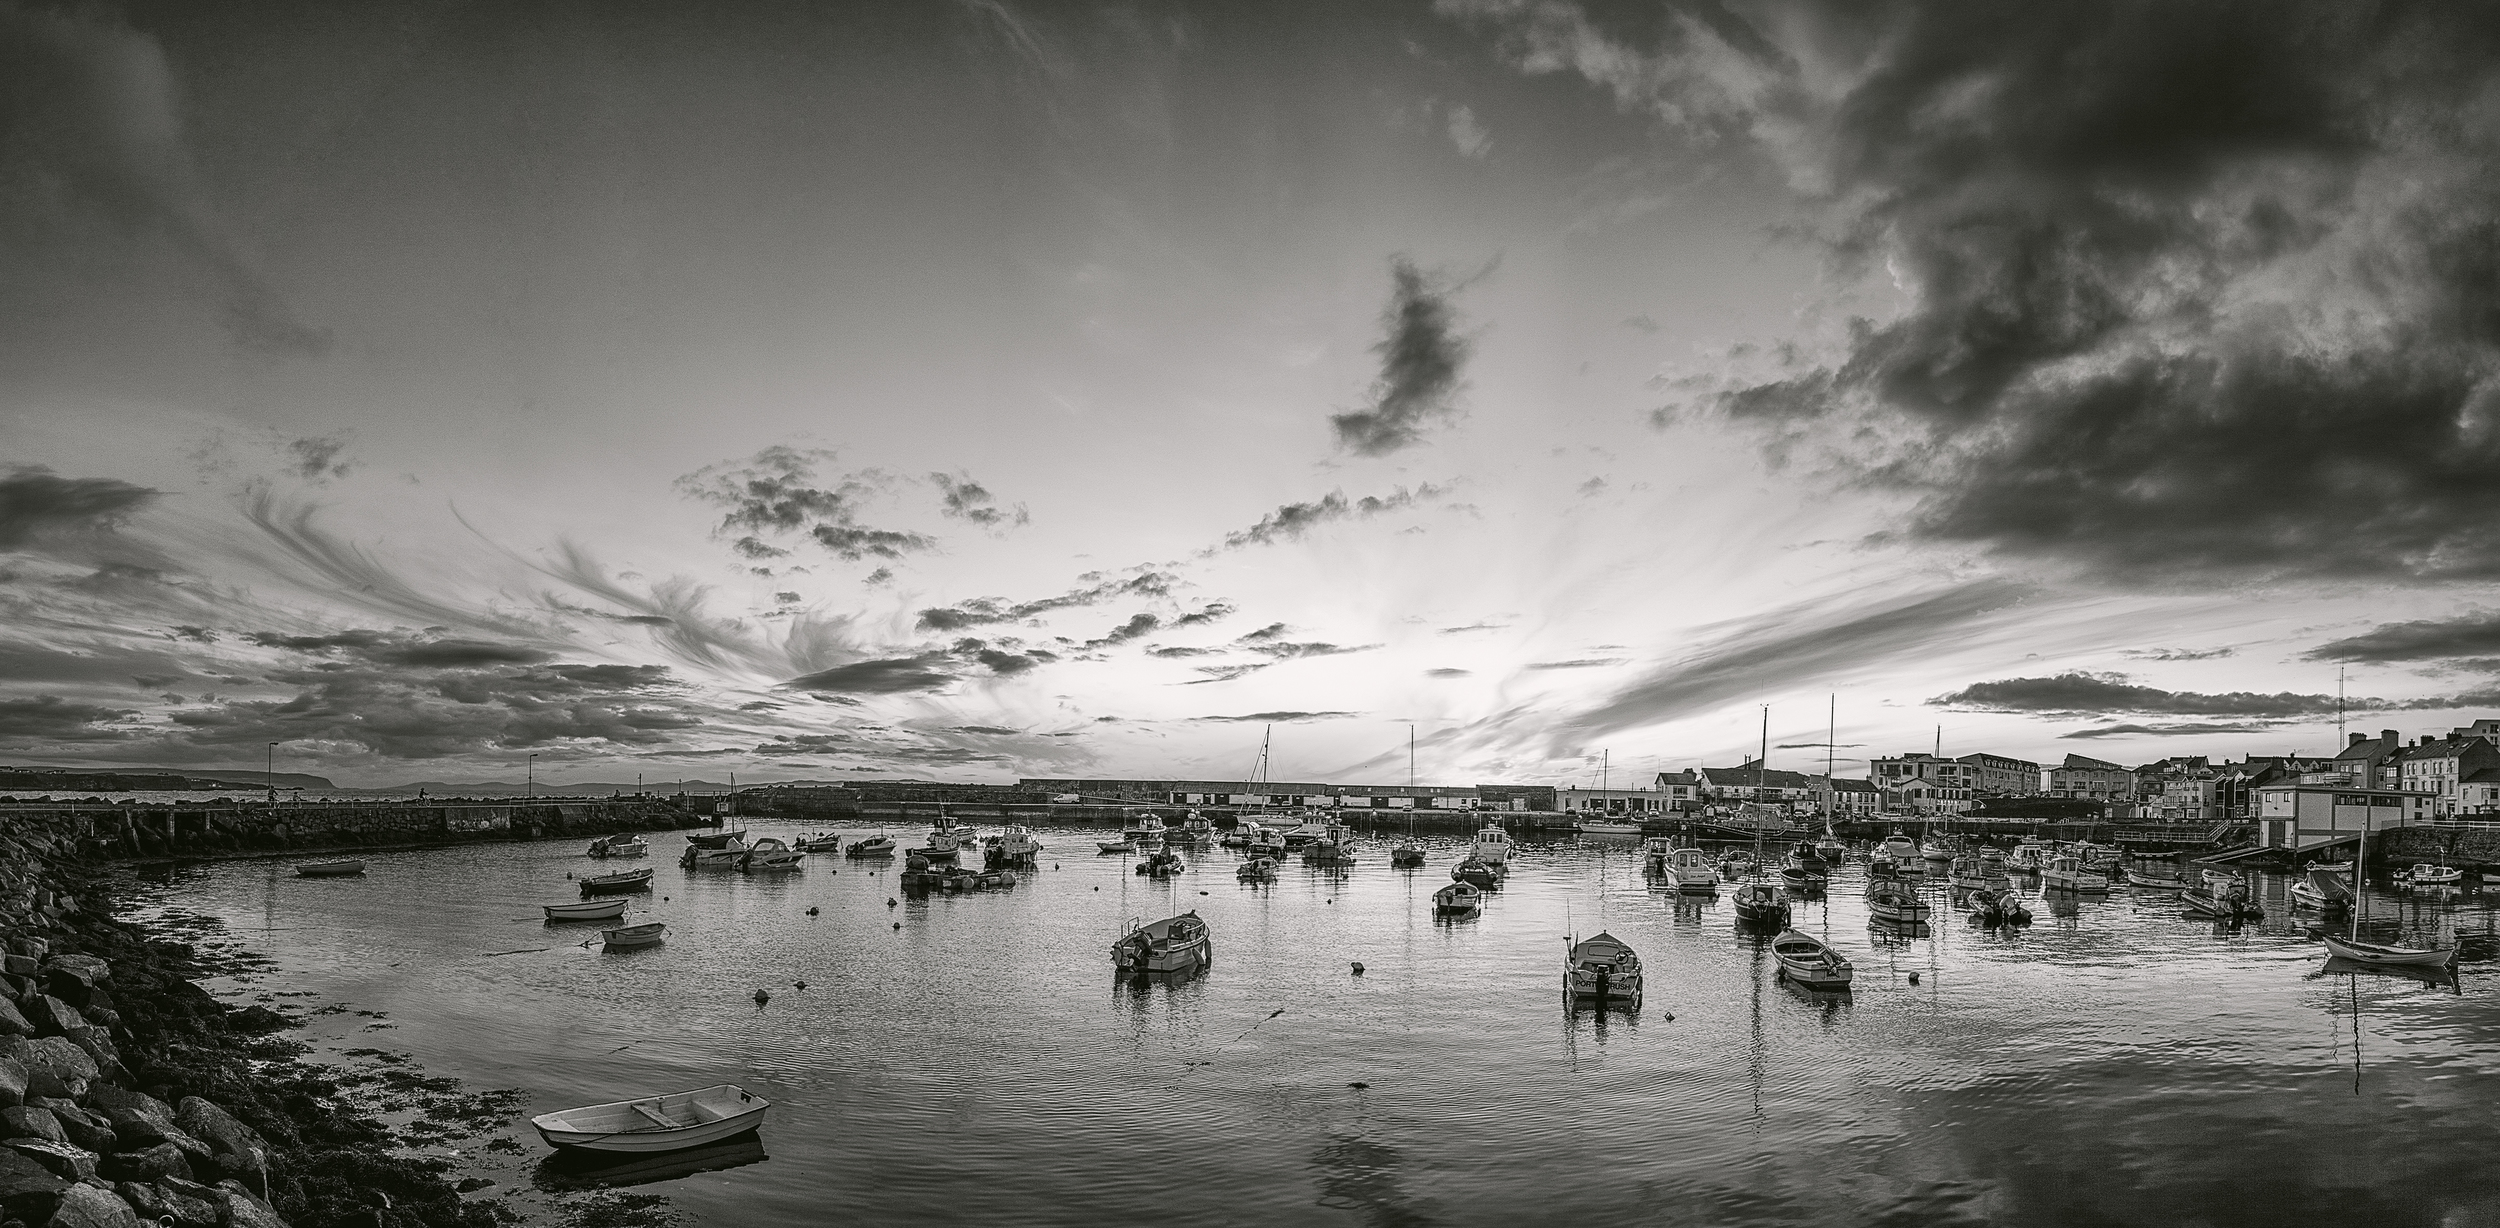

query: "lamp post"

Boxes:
[266, 743, 277, 803]
[527, 754, 537, 802]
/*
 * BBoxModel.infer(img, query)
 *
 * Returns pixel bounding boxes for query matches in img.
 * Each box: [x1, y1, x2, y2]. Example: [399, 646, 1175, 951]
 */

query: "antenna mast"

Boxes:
[2337, 668, 2347, 746]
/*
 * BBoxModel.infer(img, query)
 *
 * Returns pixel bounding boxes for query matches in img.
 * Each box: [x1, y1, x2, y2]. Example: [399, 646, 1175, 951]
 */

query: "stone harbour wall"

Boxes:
[4, 798, 702, 864]
[2376, 825, 2500, 869]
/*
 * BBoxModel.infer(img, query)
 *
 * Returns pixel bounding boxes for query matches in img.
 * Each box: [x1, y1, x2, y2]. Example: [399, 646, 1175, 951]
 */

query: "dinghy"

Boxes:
[587, 836, 648, 858]
[2321, 933, 2460, 967]
[793, 833, 842, 853]
[530, 1084, 769, 1154]
[296, 860, 366, 877]
[544, 898, 628, 922]
[844, 836, 897, 858]
[1731, 878, 1790, 927]
[1235, 856, 1278, 883]
[1113, 912, 1211, 975]
[1967, 887, 2031, 927]
[1563, 932, 1642, 1010]
[601, 922, 667, 949]
[1451, 857, 1500, 889]
[581, 867, 655, 894]
[1771, 929, 1853, 990]
[1433, 881, 1483, 919]
[2182, 880, 2262, 921]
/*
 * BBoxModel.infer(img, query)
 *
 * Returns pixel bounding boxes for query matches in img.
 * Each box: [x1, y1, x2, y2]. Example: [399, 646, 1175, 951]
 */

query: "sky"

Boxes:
[8, 0, 2500, 789]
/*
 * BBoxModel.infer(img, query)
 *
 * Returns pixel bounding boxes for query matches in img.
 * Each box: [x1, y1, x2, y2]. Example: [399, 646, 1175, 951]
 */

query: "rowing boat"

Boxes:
[580, 867, 655, 894]
[1771, 929, 1853, 990]
[543, 898, 628, 921]
[530, 1084, 769, 1153]
[601, 922, 667, 949]
[296, 860, 365, 877]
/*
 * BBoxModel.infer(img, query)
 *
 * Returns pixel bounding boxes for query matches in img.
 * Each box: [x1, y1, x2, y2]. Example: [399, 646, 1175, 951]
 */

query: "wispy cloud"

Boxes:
[2062, 722, 2280, 740]
[1192, 711, 1361, 723]
[1933, 673, 2370, 719]
[1204, 484, 1447, 553]
[915, 568, 1176, 632]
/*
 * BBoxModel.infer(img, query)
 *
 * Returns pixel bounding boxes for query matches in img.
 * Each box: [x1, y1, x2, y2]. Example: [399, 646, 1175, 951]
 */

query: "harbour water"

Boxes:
[123, 824, 2500, 1226]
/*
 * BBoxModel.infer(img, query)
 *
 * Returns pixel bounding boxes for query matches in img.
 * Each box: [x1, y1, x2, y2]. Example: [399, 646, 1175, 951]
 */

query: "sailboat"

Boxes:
[2320, 814, 2458, 967]
[1813, 695, 1848, 863]
[1393, 726, 1427, 867]
[1575, 750, 1643, 834]
[1733, 732, 1789, 927]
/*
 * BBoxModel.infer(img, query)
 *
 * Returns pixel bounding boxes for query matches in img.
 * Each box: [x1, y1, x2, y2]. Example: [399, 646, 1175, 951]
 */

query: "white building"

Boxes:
[2254, 783, 2430, 854]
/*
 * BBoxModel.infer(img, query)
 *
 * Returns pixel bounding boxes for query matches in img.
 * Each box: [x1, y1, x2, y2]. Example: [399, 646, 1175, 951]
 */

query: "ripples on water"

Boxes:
[124, 825, 2500, 1226]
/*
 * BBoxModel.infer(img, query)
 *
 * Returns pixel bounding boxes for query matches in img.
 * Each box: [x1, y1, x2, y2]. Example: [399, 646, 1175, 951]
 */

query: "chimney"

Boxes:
[2349, 732, 2366, 746]
[2383, 730, 2398, 747]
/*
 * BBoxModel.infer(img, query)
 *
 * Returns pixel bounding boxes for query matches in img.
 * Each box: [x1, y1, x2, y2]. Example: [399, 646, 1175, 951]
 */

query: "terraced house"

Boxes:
[2390, 727, 2500, 818]
[1956, 751, 2042, 797]
[1869, 753, 1973, 815]
[2044, 753, 2135, 801]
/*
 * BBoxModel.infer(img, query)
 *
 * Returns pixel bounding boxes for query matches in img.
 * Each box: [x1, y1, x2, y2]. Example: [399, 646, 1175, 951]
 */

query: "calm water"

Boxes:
[123, 825, 2500, 1226]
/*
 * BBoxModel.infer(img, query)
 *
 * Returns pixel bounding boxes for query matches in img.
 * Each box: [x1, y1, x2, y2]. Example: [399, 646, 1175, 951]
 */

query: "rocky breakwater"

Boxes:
[0, 818, 494, 1228]
[35, 797, 701, 862]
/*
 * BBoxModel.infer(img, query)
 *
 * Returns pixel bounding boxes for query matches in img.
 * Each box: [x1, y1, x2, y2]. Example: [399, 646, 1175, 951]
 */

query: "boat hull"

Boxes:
[296, 861, 365, 877]
[544, 899, 628, 921]
[2321, 934, 2457, 967]
[531, 1085, 769, 1154]
[601, 922, 667, 948]
[581, 869, 655, 894]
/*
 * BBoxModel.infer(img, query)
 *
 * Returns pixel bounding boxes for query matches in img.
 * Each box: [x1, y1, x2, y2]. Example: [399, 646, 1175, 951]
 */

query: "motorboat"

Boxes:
[910, 826, 976, 864]
[1770, 929, 1853, 990]
[1391, 842, 1426, 868]
[1219, 824, 1252, 849]
[1814, 836, 1848, 863]
[296, 860, 366, 877]
[1113, 912, 1211, 975]
[588, 835, 648, 858]
[1967, 886, 2032, 926]
[1236, 857, 1278, 883]
[1433, 881, 1483, 918]
[1301, 836, 1357, 867]
[580, 867, 655, 894]
[1452, 858, 1500, 889]
[845, 836, 897, 858]
[739, 837, 804, 872]
[1947, 855, 1992, 892]
[1665, 847, 1719, 893]
[1878, 832, 1918, 862]
[1279, 817, 1332, 849]
[1865, 877, 1930, 924]
[681, 837, 752, 869]
[1122, 812, 1169, 843]
[1643, 837, 1680, 876]
[1731, 879, 1789, 927]
[2040, 855, 2107, 895]
[1177, 811, 1215, 839]
[686, 829, 747, 850]
[1576, 817, 1645, 836]
[792, 833, 842, 854]
[2312, 858, 2354, 878]
[531, 1085, 770, 1154]
[1717, 850, 1759, 878]
[1135, 848, 1186, 877]
[2289, 867, 2352, 912]
[2123, 861, 2189, 890]
[983, 825, 1044, 867]
[1563, 932, 1643, 1011]
[1866, 854, 1900, 879]
[2404, 863, 2465, 887]
[601, 922, 667, 949]
[1246, 826, 1289, 860]
[1471, 824, 1515, 866]
[2006, 842, 2047, 873]
[543, 898, 628, 922]
[2182, 880, 2262, 921]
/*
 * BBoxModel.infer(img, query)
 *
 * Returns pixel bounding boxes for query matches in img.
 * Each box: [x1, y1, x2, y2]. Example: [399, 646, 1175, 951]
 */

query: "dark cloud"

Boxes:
[1172, 602, 1235, 627]
[954, 725, 1022, 735]
[0, 695, 134, 741]
[1427, 668, 1473, 677]
[288, 435, 354, 482]
[1085, 613, 1159, 649]
[914, 569, 1175, 632]
[1562, 580, 2029, 742]
[0, 467, 156, 550]
[2124, 647, 2238, 662]
[676, 447, 935, 564]
[2306, 612, 2500, 664]
[1245, 640, 1378, 661]
[1933, 673, 2367, 719]
[1193, 711, 1362, 723]
[243, 629, 554, 668]
[1206, 485, 1447, 553]
[784, 656, 956, 694]
[1474, 1, 2500, 582]
[1332, 257, 1472, 457]
[1184, 664, 1269, 684]
[929, 472, 1029, 529]
[2062, 722, 2279, 739]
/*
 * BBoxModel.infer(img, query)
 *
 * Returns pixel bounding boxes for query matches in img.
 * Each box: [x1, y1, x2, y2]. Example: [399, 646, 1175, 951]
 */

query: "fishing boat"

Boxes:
[739, 837, 804, 872]
[1301, 835, 1357, 867]
[792, 833, 842, 854]
[1878, 832, 1918, 863]
[1219, 824, 1252, 849]
[1920, 831, 1957, 863]
[1177, 811, 1214, 839]
[685, 829, 747, 850]
[601, 922, 667, 949]
[1246, 825, 1288, 860]
[580, 867, 655, 894]
[296, 860, 365, 877]
[2182, 879, 2262, 921]
[2006, 841, 2047, 873]
[2040, 854, 2106, 895]
[2290, 867, 2352, 912]
[1718, 849, 1758, 878]
[1665, 847, 1719, 893]
[1451, 857, 1499, 889]
[1866, 854, 1900, 879]
[1770, 929, 1853, 990]
[588, 835, 648, 858]
[1731, 878, 1789, 927]
[2124, 860, 2189, 890]
[543, 898, 628, 921]
[845, 835, 897, 858]
[983, 825, 1044, 867]
[1236, 856, 1278, 883]
[1814, 835, 1848, 863]
[1865, 877, 1931, 925]
[2320, 813, 2457, 966]
[1777, 863, 1826, 894]
[1113, 912, 1211, 975]
[1391, 842, 1426, 868]
[1122, 812, 1169, 843]
[910, 824, 976, 864]
[1644, 836, 1681, 876]
[1967, 886, 2031, 926]
[1434, 881, 1483, 919]
[1562, 932, 1643, 1011]
[1471, 823, 1515, 866]
[2404, 862, 2465, 887]
[1135, 847, 1186, 877]
[1947, 854, 1992, 891]
[680, 837, 751, 869]
[531, 1085, 769, 1154]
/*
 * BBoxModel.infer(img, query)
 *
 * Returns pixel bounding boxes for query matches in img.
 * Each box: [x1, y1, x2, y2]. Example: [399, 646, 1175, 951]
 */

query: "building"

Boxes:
[1869, 753, 1973, 815]
[1694, 762, 1819, 809]
[1557, 787, 1668, 816]
[1956, 752, 2041, 798]
[2044, 753, 2134, 801]
[2255, 782, 2431, 854]
[1825, 777, 1881, 815]
[2328, 730, 2406, 789]
[1652, 770, 1703, 812]
[1474, 784, 1558, 813]
[2458, 768, 2500, 817]
[2389, 734, 2500, 817]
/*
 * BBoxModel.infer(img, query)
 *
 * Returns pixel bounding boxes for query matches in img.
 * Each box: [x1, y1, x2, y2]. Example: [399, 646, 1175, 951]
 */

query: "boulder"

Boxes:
[39, 958, 107, 988]
[80, 1086, 176, 1148]
[0, 955, 36, 979]
[0, 1147, 68, 1220]
[169, 1102, 263, 1178]
[21, 999, 83, 1039]
[53, 1117, 115, 1157]
[7, 939, 47, 961]
[2, 1039, 95, 1101]
[103, 1144, 188, 1184]
[5, 1140, 96, 1182]
[116, 1181, 217, 1228]
[57, 1030, 124, 1088]
[42, 1182, 140, 1228]
[215, 1184, 288, 1228]
[0, 1107, 65, 1144]
[0, 997, 30, 1037]
[0, 1056, 26, 1108]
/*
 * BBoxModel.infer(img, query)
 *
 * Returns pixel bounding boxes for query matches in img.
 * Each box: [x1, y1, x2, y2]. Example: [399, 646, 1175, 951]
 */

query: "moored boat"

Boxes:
[1947, 855, 1991, 892]
[1122, 812, 1169, 843]
[2289, 867, 2352, 912]
[296, 860, 365, 877]
[1301, 835, 1357, 867]
[2321, 933, 2459, 967]
[581, 867, 655, 894]
[739, 837, 804, 872]
[2404, 863, 2465, 887]
[984, 825, 1044, 867]
[1865, 877, 1930, 925]
[1098, 836, 1140, 854]
[681, 837, 752, 869]
[1967, 886, 2031, 926]
[1452, 857, 1500, 889]
[1177, 811, 1215, 839]
[1114, 911, 1211, 975]
[1433, 881, 1483, 918]
[1770, 929, 1853, 990]
[2124, 861, 2189, 890]
[1731, 879, 1789, 927]
[1136, 847, 1186, 877]
[2182, 880, 2262, 921]
[1575, 817, 1645, 836]
[844, 835, 897, 858]
[1562, 932, 1643, 1010]
[1471, 824, 1515, 866]
[1391, 842, 1426, 868]
[1878, 832, 1918, 863]
[1666, 847, 1719, 893]
[588, 835, 648, 858]
[530, 1084, 768, 1154]
[601, 921, 667, 949]
[1236, 856, 1278, 883]
[543, 898, 628, 921]
[685, 829, 747, 850]
[2041, 855, 2107, 895]
[793, 833, 842, 854]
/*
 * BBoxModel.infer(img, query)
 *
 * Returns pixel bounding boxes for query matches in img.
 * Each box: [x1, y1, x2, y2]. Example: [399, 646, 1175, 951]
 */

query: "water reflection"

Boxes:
[532, 1133, 769, 1191]
[1310, 1134, 1437, 1228]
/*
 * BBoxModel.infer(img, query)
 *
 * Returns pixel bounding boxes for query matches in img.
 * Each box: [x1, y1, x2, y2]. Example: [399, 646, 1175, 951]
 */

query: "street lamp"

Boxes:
[265, 743, 277, 803]
[527, 754, 537, 802]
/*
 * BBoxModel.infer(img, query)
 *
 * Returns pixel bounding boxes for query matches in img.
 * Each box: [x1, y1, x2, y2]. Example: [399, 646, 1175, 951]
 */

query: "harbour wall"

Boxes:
[2376, 825, 2500, 869]
[0, 797, 706, 863]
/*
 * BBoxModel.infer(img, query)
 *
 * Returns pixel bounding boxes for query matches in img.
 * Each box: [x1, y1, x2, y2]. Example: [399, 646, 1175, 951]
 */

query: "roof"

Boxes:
[1828, 778, 1880, 794]
[1700, 764, 1819, 789]
[1956, 752, 2041, 771]
[2464, 768, 2500, 784]
[2057, 753, 2126, 772]
[1654, 770, 1700, 786]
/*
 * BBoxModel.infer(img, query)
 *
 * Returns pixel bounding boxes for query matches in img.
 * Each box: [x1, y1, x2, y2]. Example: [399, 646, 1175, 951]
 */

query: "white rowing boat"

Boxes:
[530, 1084, 770, 1153]
[601, 922, 667, 949]
[543, 898, 628, 921]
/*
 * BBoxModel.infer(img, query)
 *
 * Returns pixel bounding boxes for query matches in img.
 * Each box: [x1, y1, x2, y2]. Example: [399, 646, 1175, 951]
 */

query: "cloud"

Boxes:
[287, 435, 354, 483]
[1172, 602, 1235, 627]
[1427, 668, 1473, 677]
[676, 447, 935, 564]
[2062, 723, 2279, 740]
[1561, 580, 2030, 742]
[953, 725, 1022, 735]
[1458, 0, 2500, 582]
[1933, 673, 2368, 719]
[1184, 664, 1269, 684]
[1437, 622, 1508, 635]
[1206, 484, 1448, 553]
[1330, 257, 1472, 456]
[2305, 611, 2500, 664]
[2123, 647, 2238, 662]
[915, 568, 1176, 632]
[0, 695, 135, 742]
[0, 467, 157, 551]
[1192, 711, 1362, 723]
[1574, 476, 1608, 498]
[0, 6, 330, 355]
[929, 471, 1029, 529]
[783, 656, 956, 694]
[243, 629, 555, 668]
[1525, 658, 1621, 670]
[1446, 104, 1492, 158]
[1085, 612, 1159, 648]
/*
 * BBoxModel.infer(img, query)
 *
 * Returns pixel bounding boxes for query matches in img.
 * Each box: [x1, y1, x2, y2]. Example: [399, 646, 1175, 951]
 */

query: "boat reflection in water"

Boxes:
[533, 1133, 768, 1191]
[2318, 955, 2462, 992]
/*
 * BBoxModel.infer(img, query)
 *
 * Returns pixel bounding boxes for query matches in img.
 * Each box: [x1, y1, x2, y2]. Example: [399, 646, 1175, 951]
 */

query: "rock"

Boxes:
[5, 1140, 96, 1182]
[1, 1107, 66, 1145]
[214, 1185, 286, 1228]
[168, 1102, 262, 1177]
[0, 998, 30, 1037]
[80, 1086, 177, 1150]
[1, 1040, 95, 1101]
[103, 1144, 188, 1184]
[42, 1182, 139, 1228]
[56, 1031, 123, 1088]
[0, 1147, 68, 1219]
[116, 1181, 217, 1228]
[0, 1057, 26, 1108]
[7, 939, 46, 961]
[0, 956, 36, 979]
[39, 959, 106, 988]
[53, 1118, 114, 1157]
[22, 999, 83, 1039]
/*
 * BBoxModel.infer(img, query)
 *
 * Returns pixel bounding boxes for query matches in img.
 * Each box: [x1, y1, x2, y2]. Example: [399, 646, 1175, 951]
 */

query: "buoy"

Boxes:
[806, 906, 819, 916]
[1663, 1011, 1675, 1021]
[1347, 1081, 1368, 1089]
[887, 897, 898, 908]
[892, 921, 902, 930]
[1908, 972, 1922, 985]
[1351, 962, 1365, 975]
[753, 989, 771, 1006]
[1201, 890, 1209, 895]
[794, 980, 807, 991]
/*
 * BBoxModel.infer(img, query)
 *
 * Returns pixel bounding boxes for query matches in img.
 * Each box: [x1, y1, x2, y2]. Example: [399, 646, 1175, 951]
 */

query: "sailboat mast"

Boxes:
[1825, 694, 1837, 825]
